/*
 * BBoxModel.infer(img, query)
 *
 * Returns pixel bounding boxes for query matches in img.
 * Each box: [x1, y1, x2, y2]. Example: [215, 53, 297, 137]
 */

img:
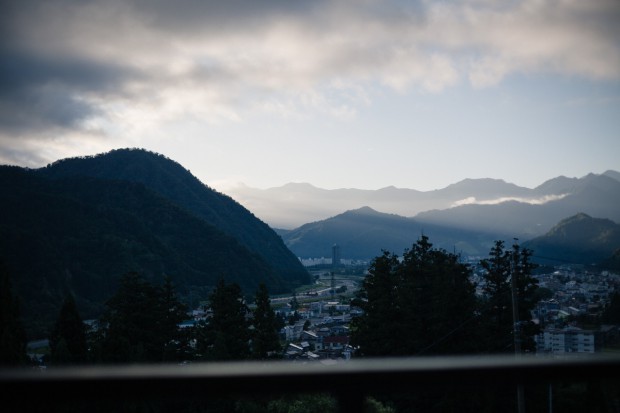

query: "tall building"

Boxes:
[332, 244, 341, 267]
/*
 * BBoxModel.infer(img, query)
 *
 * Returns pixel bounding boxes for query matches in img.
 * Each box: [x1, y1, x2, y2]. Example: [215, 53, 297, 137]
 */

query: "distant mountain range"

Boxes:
[0, 149, 310, 338]
[272, 172, 620, 266]
[227, 172, 620, 231]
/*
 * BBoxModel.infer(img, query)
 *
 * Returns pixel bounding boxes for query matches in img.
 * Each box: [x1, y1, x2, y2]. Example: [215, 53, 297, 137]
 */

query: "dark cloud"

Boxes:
[0, 49, 136, 135]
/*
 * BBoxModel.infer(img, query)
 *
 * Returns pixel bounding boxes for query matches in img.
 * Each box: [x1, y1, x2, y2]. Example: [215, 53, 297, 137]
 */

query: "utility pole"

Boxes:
[510, 238, 526, 413]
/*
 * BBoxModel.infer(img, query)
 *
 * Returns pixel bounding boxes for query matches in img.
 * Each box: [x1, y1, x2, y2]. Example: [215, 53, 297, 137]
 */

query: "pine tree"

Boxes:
[351, 236, 479, 357]
[157, 276, 189, 362]
[480, 240, 539, 353]
[479, 240, 514, 352]
[350, 251, 400, 356]
[0, 263, 28, 366]
[99, 272, 188, 363]
[49, 294, 88, 364]
[197, 279, 251, 361]
[251, 283, 281, 359]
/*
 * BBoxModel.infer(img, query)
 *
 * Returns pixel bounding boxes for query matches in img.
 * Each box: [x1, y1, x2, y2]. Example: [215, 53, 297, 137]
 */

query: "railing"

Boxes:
[2, 354, 620, 412]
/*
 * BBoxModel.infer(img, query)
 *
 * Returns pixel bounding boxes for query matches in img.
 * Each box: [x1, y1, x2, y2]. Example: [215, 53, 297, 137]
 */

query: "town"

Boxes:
[178, 259, 620, 363]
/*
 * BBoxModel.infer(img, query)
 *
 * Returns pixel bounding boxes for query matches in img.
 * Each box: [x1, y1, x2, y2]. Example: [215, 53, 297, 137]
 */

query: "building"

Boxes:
[332, 244, 341, 267]
[536, 326, 601, 355]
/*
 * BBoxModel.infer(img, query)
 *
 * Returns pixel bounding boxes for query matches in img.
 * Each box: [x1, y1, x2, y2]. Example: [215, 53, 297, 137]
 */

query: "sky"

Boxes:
[1, 0, 619, 192]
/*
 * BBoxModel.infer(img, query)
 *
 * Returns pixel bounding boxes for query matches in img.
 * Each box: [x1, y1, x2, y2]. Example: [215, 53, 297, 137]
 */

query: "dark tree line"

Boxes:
[351, 236, 540, 357]
[0, 268, 283, 367]
[349, 237, 543, 412]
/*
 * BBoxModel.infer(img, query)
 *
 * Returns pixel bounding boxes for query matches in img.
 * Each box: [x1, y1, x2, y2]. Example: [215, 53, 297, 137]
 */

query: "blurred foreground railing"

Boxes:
[1, 354, 620, 412]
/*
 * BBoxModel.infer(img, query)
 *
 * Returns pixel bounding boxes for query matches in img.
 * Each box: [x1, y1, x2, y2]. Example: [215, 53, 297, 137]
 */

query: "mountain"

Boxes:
[281, 206, 498, 260]
[0, 149, 310, 338]
[604, 170, 620, 183]
[415, 173, 620, 239]
[522, 213, 620, 267]
[37, 149, 309, 287]
[225, 172, 620, 230]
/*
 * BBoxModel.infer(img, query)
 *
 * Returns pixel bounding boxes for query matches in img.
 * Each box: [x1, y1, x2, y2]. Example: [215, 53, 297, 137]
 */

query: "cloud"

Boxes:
[452, 193, 570, 207]
[1, 0, 618, 164]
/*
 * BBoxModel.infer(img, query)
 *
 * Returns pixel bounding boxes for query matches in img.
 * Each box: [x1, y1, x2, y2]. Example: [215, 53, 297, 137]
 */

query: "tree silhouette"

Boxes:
[251, 283, 281, 359]
[197, 279, 251, 361]
[49, 294, 88, 364]
[0, 262, 28, 366]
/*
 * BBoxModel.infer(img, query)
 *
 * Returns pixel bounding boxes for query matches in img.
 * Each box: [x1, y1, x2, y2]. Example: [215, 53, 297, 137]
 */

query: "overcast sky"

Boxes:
[1, 0, 619, 191]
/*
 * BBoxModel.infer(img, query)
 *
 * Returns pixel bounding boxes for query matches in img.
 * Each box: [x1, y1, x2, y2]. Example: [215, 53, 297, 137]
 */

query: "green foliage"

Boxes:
[197, 279, 251, 361]
[602, 292, 620, 324]
[479, 240, 540, 353]
[0, 262, 28, 366]
[251, 283, 281, 359]
[351, 236, 479, 356]
[49, 294, 88, 364]
[96, 272, 188, 363]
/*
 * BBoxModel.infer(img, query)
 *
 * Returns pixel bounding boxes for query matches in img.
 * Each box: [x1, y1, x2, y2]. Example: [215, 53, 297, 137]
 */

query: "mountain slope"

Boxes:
[37, 148, 309, 287]
[282, 206, 497, 259]
[0, 166, 291, 338]
[415, 173, 620, 239]
[522, 213, 620, 266]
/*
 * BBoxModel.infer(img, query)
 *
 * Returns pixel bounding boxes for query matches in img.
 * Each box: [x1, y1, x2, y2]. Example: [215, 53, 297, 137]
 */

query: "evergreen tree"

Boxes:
[479, 240, 513, 352]
[99, 272, 187, 363]
[351, 236, 479, 356]
[397, 236, 479, 355]
[197, 279, 251, 361]
[0, 263, 28, 366]
[49, 294, 88, 364]
[350, 251, 400, 356]
[602, 292, 620, 324]
[251, 283, 281, 359]
[157, 276, 189, 362]
[480, 240, 539, 353]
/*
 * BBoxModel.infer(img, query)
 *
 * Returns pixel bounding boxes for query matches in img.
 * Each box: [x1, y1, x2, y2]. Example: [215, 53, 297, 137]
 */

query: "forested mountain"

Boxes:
[0, 149, 309, 338]
[282, 206, 497, 259]
[281, 206, 620, 269]
[522, 213, 620, 266]
[37, 148, 308, 286]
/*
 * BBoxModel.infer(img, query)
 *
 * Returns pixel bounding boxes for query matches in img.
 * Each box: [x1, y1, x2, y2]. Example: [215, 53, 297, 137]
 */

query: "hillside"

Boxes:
[37, 149, 309, 287]
[522, 213, 620, 266]
[282, 206, 497, 259]
[0, 150, 310, 338]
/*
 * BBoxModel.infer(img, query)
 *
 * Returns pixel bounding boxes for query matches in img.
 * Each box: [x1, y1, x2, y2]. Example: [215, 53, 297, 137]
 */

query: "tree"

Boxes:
[0, 263, 28, 366]
[49, 294, 88, 364]
[98, 272, 187, 363]
[480, 240, 539, 353]
[197, 279, 251, 361]
[251, 283, 281, 359]
[350, 251, 400, 356]
[157, 276, 189, 362]
[351, 236, 479, 357]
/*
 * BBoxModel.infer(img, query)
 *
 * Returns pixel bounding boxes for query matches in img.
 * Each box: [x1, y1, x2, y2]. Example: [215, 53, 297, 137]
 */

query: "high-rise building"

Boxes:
[332, 244, 341, 267]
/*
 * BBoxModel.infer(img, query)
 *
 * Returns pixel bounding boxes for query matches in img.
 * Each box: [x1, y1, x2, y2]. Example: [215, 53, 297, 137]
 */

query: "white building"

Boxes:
[536, 326, 600, 355]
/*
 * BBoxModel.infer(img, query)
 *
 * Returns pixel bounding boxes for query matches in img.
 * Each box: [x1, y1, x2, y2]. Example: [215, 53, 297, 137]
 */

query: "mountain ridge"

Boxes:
[226, 171, 620, 229]
[0, 149, 311, 338]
